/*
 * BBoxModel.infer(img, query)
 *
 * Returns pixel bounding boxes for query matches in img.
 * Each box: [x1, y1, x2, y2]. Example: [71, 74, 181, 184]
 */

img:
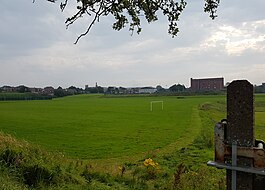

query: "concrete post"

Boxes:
[227, 80, 254, 190]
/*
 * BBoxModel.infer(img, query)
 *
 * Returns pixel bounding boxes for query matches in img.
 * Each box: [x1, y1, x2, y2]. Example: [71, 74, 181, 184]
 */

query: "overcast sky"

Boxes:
[1, 0, 265, 88]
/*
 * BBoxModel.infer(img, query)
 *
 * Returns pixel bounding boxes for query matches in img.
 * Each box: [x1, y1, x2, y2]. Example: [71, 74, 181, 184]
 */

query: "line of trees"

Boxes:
[0, 93, 52, 101]
[0, 85, 106, 101]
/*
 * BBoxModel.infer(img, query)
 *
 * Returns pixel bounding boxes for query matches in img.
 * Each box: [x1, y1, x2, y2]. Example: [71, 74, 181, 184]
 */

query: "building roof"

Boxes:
[191, 77, 224, 81]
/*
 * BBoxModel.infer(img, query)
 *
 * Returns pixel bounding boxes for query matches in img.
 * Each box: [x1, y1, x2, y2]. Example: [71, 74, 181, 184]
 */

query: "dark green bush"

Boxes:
[0, 148, 23, 167]
[22, 165, 54, 187]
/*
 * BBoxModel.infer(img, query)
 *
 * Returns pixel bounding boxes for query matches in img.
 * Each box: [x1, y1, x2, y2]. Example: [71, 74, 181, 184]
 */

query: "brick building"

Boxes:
[190, 77, 224, 91]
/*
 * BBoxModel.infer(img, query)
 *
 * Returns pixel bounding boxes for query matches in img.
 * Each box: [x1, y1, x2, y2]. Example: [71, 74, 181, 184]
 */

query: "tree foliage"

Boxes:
[169, 83, 186, 92]
[42, 0, 220, 43]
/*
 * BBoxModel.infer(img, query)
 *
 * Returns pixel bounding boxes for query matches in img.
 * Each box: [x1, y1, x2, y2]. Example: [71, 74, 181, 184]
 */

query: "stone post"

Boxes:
[227, 80, 254, 190]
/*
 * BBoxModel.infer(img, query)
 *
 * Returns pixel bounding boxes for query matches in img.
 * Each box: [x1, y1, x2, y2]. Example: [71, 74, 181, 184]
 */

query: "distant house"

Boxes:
[106, 87, 119, 94]
[190, 77, 224, 91]
[255, 83, 265, 93]
[130, 88, 140, 94]
[118, 87, 127, 94]
[104, 86, 158, 94]
[139, 87, 157, 94]
[29, 87, 43, 94]
[1, 86, 16, 92]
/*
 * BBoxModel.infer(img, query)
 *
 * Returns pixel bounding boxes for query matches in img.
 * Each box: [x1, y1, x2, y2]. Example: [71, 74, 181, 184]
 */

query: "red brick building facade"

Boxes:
[190, 77, 224, 91]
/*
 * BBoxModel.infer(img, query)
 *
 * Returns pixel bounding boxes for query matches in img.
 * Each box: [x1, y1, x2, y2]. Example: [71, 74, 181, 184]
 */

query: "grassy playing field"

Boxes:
[0, 94, 225, 159]
[254, 94, 265, 141]
[1, 94, 265, 190]
[0, 94, 264, 160]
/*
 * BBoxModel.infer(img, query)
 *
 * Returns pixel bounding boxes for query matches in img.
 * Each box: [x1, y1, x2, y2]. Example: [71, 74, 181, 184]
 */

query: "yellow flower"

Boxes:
[144, 158, 159, 168]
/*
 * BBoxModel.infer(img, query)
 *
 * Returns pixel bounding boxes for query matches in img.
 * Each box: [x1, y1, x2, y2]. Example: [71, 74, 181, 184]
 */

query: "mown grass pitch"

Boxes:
[0, 94, 227, 159]
[1, 94, 265, 190]
[3, 94, 265, 159]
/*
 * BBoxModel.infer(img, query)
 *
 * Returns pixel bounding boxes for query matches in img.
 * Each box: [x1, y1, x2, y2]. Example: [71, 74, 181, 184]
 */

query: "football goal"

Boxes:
[150, 101, 164, 111]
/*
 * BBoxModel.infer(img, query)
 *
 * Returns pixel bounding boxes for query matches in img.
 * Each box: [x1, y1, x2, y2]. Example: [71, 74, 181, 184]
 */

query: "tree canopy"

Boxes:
[169, 84, 186, 92]
[42, 0, 220, 43]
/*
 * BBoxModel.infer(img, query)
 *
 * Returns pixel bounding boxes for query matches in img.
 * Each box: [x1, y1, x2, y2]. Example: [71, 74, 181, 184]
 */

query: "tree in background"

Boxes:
[42, 0, 220, 43]
[156, 85, 166, 92]
[86, 86, 104, 93]
[169, 84, 186, 92]
[16, 85, 30, 93]
[255, 85, 265, 93]
[54, 86, 68, 97]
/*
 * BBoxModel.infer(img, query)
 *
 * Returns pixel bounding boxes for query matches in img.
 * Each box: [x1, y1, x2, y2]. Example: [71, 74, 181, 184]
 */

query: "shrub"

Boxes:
[22, 165, 54, 187]
[0, 148, 23, 167]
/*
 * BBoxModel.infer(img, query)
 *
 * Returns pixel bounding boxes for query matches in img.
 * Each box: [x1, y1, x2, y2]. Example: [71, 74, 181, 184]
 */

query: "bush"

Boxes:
[0, 148, 23, 167]
[22, 165, 54, 187]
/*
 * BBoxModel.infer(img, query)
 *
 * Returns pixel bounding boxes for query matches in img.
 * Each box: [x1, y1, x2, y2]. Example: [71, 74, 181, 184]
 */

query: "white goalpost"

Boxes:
[150, 101, 164, 111]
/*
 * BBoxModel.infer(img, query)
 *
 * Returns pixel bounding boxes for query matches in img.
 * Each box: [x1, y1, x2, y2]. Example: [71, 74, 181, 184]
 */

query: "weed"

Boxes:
[142, 158, 160, 180]
[173, 163, 185, 189]
[118, 165, 126, 176]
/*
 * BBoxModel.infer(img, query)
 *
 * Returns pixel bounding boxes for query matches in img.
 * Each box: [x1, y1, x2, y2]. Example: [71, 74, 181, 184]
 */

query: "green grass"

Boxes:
[0, 94, 224, 159]
[1, 94, 264, 189]
[255, 94, 265, 141]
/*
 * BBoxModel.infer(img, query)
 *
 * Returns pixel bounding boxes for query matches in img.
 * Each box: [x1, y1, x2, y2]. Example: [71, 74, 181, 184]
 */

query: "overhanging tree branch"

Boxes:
[73, 0, 105, 44]
[38, 0, 220, 43]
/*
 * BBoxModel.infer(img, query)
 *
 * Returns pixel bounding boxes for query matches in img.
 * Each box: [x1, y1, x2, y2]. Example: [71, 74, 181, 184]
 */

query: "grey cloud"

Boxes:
[0, 1, 67, 60]
[219, 0, 265, 24]
[0, 0, 265, 88]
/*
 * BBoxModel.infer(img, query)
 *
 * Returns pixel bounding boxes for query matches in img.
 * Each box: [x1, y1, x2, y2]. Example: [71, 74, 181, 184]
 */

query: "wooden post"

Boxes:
[227, 80, 254, 190]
